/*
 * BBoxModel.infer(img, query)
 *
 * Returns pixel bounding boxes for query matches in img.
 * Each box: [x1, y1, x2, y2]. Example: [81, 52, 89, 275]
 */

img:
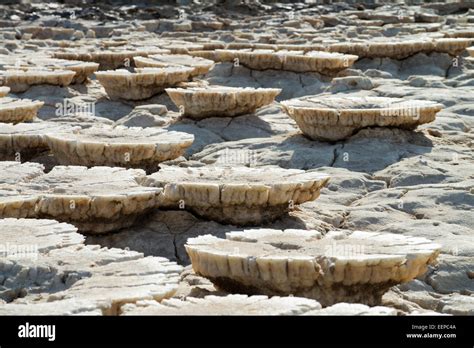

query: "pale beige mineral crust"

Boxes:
[95, 67, 194, 100]
[134, 54, 215, 77]
[0, 97, 44, 123]
[0, 69, 76, 92]
[120, 295, 397, 315]
[0, 122, 78, 161]
[214, 49, 357, 74]
[281, 96, 443, 141]
[143, 166, 330, 225]
[0, 218, 182, 314]
[185, 229, 441, 306]
[0, 164, 162, 233]
[53, 48, 171, 70]
[2, 58, 99, 84]
[328, 38, 472, 59]
[121, 294, 322, 315]
[0, 87, 9, 97]
[165, 86, 281, 119]
[0, 161, 44, 184]
[45, 125, 194, 170]
[467, 47, 474, 57]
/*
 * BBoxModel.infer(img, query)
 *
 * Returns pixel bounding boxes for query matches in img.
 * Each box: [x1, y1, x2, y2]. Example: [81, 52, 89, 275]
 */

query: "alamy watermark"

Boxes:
[0, 243, 38, 260]
[55, 99, 96, 117]
[324, 241, 366, 257]
[216, 148, 259, 166]
[380, 101, 421, 120]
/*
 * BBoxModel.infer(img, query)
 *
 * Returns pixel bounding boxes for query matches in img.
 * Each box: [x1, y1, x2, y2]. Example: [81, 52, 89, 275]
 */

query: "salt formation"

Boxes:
[281, 96, 443, 141]
[0, 87, 9, 97]
[45, 125, 194, 170]
[468, 47, 474, 57]
[214, 49, 358, 74]
[328, 38, 472, 59]
[134, 54, 215, 77]
[0, 218, 182, 315]
[0, 97, 44, 123]
[0, 164, 162, 233]
[121, 294, 321, 315]
[2, 58, 99, 84]
[121, 295, 397, 315]
[186, 229, 441, 306]
[165, 86, 281, 119]
[0, 161, 45, 184]
[53, 48, 171, 70]
[143, 166, 330, 225]
[0, 122, 77, 161]
[95, 67, 194, 100]
[0, 69, 76, 92]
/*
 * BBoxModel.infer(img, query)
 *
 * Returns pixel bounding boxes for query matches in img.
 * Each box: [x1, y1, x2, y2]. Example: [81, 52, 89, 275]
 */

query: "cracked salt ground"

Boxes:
[0, 218, 182, 315]
[0, 0, 473, 316]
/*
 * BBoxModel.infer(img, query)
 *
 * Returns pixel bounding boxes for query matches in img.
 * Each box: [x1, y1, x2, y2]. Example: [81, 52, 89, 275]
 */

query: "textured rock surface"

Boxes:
[45, 125, 194, 170]
[0, 69, 75, 92]
[214, 49, 358, 74]
[121, 294, 321, 315]
[0, 218, 182, 314]
[2, 57, 99, 84]
[186, 229, 440, 306]
[53, 48, 171, 70]
[282, 96, 443, 141]
[144, 166, 330, 225]
[0, 164, 162, 233]
[95, 67, 195, 100]
[134, 54, 214, 77]
[0, 97, 44, 123]
[0, 122, 77, 161]
[0, 1, 472, 316]
[329, 38, 472, 59]
[166, 86, 281, 119]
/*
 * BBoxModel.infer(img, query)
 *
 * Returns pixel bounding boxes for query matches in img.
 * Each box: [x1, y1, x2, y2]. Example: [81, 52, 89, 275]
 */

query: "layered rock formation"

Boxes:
[166, 86, 281, 119]
[0, 163, 162, 233]
[281, 96, 443, 141]
[186, 229, 441, 306]
[45, 125, 194, 170]
[0, 98, 44, 123]
[143, 166, 330, 225]
[95, 67, 195, 100]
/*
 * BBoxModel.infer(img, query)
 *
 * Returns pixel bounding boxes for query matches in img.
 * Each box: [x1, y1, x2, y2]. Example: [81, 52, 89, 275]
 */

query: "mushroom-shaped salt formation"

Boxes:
[0, 122, 78, 161]
[0, 69, 76, 92]
[281, 96, 443, 141]
[121, 294, 322, 315]
[214, 49, 357, 74]
[2, 58, 99, 84]
[45, 125, 194, 171]
[0, 164, 162, 233]
[328, 38, 472, 59]
[53, 48, 171, 70]
[95, 67, 194, 100]
[0, 97, 44, 123]
[165, 86, 281, 120]
[134, 54, 215, 77]
[185, 229, 441, 306]
[143, 166, 330, 225]
[0, 87, 9, 97]
[0, 218, 182, 314]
